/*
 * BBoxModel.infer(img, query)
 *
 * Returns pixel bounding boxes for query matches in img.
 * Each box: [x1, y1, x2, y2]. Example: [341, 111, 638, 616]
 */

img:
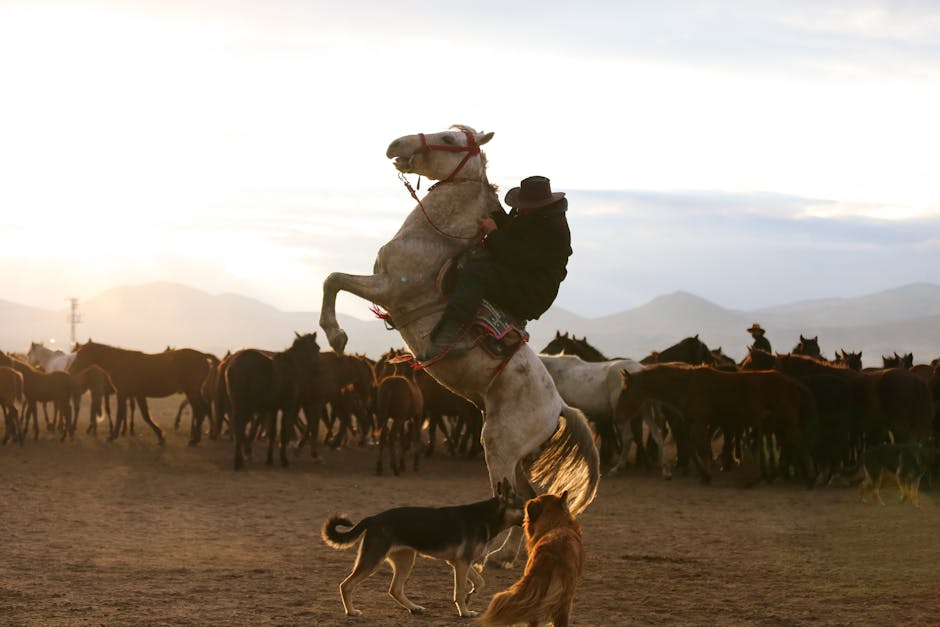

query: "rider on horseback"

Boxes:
[425, 175, 572, 359]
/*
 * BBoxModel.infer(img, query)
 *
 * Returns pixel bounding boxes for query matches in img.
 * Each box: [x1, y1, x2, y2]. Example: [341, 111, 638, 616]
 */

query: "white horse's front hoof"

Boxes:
[327, 329, 349, 354]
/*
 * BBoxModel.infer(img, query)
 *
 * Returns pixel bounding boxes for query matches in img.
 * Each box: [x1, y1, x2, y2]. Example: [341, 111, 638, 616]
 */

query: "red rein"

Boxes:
[418, 130, 480, 183]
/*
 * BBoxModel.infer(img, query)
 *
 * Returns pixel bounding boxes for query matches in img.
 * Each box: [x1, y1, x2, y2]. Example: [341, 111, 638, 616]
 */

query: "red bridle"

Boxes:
[397, 130, 484, 241]
[417, 130, 481, 183]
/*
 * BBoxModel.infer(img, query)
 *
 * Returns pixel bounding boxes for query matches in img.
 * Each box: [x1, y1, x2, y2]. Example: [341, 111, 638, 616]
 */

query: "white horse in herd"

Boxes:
[26, 342, 76, 372]
[319, 125, 600, 565]
[538, 354, 671, 478]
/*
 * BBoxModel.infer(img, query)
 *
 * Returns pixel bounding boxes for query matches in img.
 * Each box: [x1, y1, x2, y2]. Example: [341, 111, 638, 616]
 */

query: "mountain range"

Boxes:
[2, 282, 939, 368]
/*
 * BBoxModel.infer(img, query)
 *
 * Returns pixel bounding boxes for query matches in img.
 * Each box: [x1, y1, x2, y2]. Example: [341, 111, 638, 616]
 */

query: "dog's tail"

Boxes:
[478, 565, 566, 626]
[529, 405, 600, 516]
[321, 514, 369, 549]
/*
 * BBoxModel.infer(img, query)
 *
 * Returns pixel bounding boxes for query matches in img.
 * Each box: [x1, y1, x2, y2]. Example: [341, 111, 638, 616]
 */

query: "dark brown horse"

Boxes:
[0, 366, 25, 445]
[225, 332, 321, 470]
[742, 351, 933, 478]
[834, 349, 863, 371]
[710, 347, 738, 371]
[792, 335, 824, 360]
[540, 331, 609, 362]
[617, 364, 817, 485]
[882, 352, 914, 369]
[641, 335, 716, 366]
[299, 351, 375, 455]
[374, 375, 423, 476]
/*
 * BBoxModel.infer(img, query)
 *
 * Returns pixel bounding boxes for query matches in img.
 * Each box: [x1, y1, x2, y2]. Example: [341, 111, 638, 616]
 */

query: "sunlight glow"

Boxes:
[1, 2, 938, 314]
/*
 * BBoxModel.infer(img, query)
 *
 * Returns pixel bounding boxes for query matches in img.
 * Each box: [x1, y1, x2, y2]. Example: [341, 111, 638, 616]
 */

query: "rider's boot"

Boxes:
[423, 313, 468, 361]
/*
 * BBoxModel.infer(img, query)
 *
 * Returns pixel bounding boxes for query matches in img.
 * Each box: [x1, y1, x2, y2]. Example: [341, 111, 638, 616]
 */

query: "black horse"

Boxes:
[540, 331, 608, 362]
[641, 335, 716, 366]
[225, 332, 321, 470]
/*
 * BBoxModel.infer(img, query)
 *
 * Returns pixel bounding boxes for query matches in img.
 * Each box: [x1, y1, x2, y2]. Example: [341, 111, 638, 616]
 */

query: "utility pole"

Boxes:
[67, 297, 82, 347]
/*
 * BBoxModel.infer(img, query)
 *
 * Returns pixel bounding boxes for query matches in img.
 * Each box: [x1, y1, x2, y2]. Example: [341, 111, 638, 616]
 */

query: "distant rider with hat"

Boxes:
[424, 175, 572, 359]
[747, 323, 772, 353]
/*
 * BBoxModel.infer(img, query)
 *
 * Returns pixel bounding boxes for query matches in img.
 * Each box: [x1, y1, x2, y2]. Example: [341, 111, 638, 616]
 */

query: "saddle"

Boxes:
[435, 256, 528, 360]
[468, 298, 529, 359]
[380, 257, 529, 370]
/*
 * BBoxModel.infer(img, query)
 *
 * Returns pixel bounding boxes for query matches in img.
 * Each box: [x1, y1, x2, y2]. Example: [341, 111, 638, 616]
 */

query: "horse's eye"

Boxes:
[441, 135, 455, 144]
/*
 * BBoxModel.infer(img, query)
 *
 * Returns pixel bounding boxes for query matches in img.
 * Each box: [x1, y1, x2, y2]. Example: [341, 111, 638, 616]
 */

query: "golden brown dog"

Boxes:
[479, 490, 583, 626]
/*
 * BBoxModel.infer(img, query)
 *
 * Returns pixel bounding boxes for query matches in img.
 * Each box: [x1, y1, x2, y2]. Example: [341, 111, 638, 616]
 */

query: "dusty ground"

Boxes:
[2, 395, 939, 626]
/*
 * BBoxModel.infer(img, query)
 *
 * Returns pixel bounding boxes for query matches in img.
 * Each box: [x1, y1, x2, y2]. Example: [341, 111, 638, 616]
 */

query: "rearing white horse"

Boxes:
[319, 125, 599, 522]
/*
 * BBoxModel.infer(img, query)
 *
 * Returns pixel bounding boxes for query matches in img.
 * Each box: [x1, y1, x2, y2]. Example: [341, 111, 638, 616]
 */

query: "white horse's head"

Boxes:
[26, 341, 45, 366]
[386, 124, 494, 182]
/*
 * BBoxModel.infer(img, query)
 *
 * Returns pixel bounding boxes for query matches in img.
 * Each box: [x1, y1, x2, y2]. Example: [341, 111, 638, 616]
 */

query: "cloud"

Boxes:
[558, 189, 940, 314]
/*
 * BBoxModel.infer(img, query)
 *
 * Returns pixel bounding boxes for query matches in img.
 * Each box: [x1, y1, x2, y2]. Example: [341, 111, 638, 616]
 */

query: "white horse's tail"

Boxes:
[529, 405, 600, 516]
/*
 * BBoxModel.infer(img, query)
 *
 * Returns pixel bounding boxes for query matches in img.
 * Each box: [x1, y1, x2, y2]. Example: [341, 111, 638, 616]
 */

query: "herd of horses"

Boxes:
[548, 331, 940, 487]
[2, 330, 938, 491]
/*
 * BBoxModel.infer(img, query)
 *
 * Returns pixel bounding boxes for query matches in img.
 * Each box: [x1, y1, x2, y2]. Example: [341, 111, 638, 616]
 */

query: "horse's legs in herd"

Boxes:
[265, 411, 278, 466]
[392, 418, 404, 475]
[42, 401, 54, 432]
[410, 416, 421, 471]
[636, 406, 671, 479]
[185, 392, 210, 447]
[375, 418, 388, 475]
[134, 397, 165, 445]
[280, 407, 298, 467]
[2, 403, 23, 445]
[58, 399, 72, 442]
[689, 417, 713, 484]
[300, 401, 321, 462]
[232, 409, 248, 470]
[173, 398, 189, 432]
[111, 395, 126, 440]
[26, 401, 39, 440]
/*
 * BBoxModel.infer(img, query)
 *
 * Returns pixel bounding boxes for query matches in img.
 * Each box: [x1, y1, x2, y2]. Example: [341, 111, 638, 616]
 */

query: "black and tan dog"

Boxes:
[855, 442, 934, 507]
[321, 479, 523, 618]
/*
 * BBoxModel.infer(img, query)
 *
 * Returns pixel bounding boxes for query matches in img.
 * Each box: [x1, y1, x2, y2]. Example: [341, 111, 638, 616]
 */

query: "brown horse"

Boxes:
[617, 364, 817, 485]
[297, 351, 375, 456]
[69, 341, 214, 445]
[1, 352, 76, 441]
[0, 366, 25, 445]
[741, 351, 933, 478]
[225, 332, 321, 470]
[374, 375, 423, 476]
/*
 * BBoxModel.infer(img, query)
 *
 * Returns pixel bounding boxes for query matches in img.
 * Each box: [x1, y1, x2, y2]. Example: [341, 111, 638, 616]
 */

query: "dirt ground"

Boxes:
[2, 395, 939, 626]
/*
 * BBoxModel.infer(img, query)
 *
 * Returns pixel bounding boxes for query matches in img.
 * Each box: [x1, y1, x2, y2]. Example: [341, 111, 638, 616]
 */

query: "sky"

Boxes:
[1, 1, 939, 318]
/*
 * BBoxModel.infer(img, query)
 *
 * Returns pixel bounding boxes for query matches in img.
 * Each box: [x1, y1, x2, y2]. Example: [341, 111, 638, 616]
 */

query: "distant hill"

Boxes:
[2, 281, 939, 368]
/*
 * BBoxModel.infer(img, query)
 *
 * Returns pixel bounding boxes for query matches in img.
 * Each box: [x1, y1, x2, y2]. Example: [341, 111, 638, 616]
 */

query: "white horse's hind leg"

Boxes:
[319, 272, 392, 353]
[479, 418, 540, 570]
[483, 526, 524, 570]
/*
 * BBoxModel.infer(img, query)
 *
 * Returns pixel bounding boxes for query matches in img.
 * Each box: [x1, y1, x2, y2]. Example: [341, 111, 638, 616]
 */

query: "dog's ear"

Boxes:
[560, 490, 570, 511]
[525, 499, 542, 523]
